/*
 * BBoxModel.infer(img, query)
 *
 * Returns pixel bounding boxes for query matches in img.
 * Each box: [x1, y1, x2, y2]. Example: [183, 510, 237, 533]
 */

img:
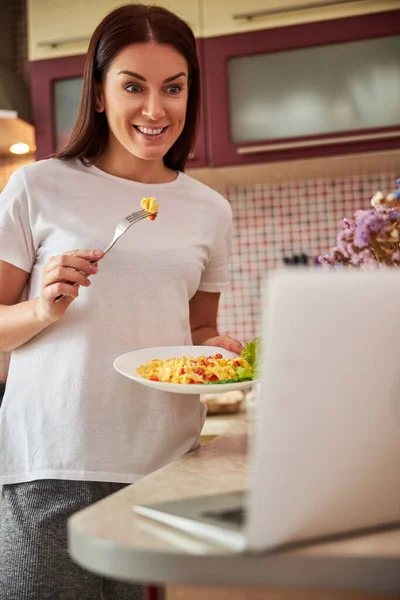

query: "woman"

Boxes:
[0, 3, 242, 599]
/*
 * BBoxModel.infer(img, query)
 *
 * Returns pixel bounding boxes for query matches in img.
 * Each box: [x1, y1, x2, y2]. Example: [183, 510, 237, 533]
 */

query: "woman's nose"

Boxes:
[141, 92, 166, 121]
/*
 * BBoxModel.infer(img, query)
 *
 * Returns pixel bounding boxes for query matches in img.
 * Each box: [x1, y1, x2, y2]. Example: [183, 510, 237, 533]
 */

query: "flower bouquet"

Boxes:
[319, 178, 400, 268]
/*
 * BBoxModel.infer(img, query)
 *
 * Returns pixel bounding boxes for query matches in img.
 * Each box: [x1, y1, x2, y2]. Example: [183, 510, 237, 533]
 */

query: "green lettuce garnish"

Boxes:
[236, 366, 253, 380]
[204, 377, 252, 385]
[240, 337, 260, 374]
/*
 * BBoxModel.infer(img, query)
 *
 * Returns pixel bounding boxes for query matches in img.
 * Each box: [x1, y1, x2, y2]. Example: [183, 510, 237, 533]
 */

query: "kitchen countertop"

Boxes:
[68, 413, 400, 596]
[200, 408, 241, 437]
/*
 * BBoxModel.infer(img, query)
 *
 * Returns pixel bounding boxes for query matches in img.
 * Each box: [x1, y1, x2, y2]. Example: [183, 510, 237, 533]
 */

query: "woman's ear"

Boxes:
[94, 83, 105, 113]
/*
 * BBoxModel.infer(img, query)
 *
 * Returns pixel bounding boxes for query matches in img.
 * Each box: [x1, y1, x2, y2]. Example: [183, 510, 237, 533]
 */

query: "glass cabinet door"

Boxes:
[31, 55, 86, 160]
[53, 77, 83, 149]
[204, 10, 400, 167]
[228, 35, 400, 144]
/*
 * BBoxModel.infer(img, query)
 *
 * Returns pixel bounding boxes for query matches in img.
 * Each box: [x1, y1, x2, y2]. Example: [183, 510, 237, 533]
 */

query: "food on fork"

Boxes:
[136, 353, 254, 385]
[141, 197, 159, 220]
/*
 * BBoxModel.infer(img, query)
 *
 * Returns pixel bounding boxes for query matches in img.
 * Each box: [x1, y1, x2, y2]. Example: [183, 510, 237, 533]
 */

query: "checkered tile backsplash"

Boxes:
[217, 171, 397, 343]
[0, 164, 396, 380]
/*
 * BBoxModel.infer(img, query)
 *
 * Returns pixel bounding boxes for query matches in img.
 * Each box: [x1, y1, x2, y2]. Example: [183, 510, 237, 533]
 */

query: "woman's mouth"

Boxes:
[133, 125, 168, 140]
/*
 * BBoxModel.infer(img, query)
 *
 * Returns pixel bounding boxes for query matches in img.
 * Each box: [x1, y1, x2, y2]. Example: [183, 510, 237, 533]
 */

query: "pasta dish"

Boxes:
[136, 353, 253, 385]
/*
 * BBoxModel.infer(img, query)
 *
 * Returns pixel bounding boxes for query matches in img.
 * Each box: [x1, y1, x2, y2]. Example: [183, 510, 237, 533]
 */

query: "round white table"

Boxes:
[68, 416, 400, 599]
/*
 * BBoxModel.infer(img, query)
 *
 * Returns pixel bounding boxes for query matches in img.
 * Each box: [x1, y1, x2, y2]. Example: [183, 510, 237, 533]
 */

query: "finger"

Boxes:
[46, 255, 99, 276]
[230, 340, 245, 355]
[44, 266, 92, 288]
[43, 281, 80, 302]
[215, 337, 244, 355]
[66, 249, 104, 261]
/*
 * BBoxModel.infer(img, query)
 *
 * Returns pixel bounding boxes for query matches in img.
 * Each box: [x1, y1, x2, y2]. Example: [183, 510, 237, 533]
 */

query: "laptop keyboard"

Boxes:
[201, 506, 246, 526]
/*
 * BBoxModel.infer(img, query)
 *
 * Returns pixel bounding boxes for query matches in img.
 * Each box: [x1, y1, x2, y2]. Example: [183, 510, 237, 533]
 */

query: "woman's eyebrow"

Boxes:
[117, 70, 187, 83]
[164, 72, 187, 83]
[118, 70, 146, 81]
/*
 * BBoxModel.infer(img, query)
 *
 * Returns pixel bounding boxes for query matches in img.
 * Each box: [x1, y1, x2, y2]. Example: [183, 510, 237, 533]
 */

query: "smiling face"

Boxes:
[96, 42, 189, 165]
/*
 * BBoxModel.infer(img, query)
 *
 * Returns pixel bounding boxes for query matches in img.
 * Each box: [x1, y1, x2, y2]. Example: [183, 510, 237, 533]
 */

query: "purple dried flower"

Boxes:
[342, 217, 356, 231]
[353, 210, 388, 248]
[335, 228, 354, 257]
[317, 193, 400, 268]
[387, 209, 400, 222]
[350, 248, 378, 267]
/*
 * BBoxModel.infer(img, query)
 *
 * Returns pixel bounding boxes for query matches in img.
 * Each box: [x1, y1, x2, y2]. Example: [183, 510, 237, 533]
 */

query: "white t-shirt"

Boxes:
[0, 158, 232, 485]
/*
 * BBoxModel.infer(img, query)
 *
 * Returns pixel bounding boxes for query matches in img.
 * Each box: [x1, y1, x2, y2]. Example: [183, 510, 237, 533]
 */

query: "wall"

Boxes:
[13, 0, 30, 85]
[217, 170, 397, 343]
[0, 0, 29, 83]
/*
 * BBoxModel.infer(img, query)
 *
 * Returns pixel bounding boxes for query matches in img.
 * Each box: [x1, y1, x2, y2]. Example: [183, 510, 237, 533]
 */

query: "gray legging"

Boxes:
[0, 479, 144, 600]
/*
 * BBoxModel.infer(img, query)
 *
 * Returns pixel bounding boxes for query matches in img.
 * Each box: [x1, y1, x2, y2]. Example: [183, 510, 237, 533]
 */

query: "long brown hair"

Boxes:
[56, 4, 200, 172]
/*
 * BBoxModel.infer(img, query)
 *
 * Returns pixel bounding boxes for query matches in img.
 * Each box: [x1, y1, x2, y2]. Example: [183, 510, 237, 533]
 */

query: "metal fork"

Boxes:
[54, 208, 151, 302]
[101, 208, 151, 255]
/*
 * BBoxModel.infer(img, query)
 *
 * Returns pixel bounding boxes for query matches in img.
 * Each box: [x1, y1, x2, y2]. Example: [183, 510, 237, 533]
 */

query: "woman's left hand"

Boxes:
[202, 335, 244, 355]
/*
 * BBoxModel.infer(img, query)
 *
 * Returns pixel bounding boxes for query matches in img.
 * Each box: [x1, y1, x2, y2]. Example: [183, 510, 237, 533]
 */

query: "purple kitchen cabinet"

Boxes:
[203, 10, 400, 167]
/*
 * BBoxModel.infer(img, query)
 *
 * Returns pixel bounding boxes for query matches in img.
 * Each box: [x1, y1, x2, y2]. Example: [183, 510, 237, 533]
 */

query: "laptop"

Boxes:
[133, 268, 400, 552]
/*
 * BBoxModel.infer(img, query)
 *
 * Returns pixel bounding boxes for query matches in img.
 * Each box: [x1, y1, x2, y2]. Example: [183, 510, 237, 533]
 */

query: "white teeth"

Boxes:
[137, 126, 164, 135]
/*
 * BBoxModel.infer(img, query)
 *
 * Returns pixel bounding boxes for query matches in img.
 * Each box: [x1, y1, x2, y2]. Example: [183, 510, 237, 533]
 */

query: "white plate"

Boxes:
[113, 345, 256, 395]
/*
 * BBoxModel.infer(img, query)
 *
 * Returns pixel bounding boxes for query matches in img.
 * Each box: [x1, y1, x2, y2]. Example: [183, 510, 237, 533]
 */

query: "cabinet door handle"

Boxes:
[236, 130, 400, 154]
[38, 36, 90, 48]
[233, 0, 368, 21]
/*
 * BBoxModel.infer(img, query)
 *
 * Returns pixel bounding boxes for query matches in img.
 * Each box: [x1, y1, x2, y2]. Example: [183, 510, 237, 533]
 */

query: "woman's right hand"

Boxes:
[36, 249, 104, 324]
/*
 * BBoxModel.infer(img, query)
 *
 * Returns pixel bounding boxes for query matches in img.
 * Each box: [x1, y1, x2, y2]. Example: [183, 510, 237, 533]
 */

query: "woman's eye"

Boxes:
[125, 84, 143, 93]
[166, 85, 182, 95]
